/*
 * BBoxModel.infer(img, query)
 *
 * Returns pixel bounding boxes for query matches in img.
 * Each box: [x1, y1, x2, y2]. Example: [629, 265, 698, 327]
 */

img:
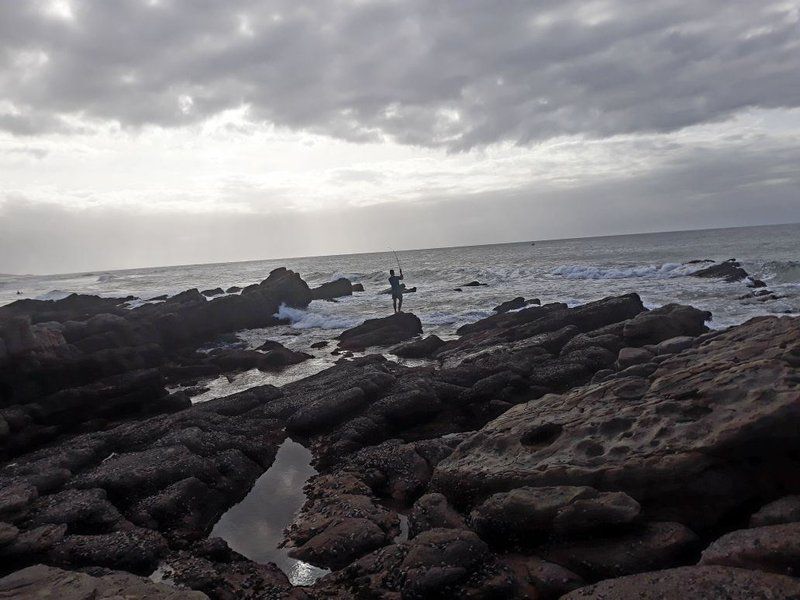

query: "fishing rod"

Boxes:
[392, 249, 403, 272]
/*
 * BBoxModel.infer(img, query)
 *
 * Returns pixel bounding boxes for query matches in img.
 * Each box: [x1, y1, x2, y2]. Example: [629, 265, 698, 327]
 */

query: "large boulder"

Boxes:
[691, 259, 749, 282]
[311, 278, 353, 300]
[391, 335, 445, 358]
[699, 522, 800, 575]
[562, 566, 800, 599]
[432, 316, 800, 530]
[338, 313, 423, 351]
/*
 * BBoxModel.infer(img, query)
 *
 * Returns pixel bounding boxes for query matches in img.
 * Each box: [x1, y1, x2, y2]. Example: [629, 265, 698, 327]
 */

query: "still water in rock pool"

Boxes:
[210, 438, 330, 586]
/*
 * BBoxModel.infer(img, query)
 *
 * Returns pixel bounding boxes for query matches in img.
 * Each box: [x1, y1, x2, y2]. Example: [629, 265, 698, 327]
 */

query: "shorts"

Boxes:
[391, 291, 403, 300]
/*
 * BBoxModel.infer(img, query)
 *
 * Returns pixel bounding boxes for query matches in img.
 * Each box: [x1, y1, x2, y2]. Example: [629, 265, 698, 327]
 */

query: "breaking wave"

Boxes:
[35, 290, 73, 301]
[551, 263, 699, 280]
[96, 274, 119, 283]
[759, 260, 800, 284]
[274, 304, 362, 330]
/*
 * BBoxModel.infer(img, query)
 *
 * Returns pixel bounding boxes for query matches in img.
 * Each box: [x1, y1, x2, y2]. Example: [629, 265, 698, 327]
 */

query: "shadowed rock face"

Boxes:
[432, 316, 800, 530]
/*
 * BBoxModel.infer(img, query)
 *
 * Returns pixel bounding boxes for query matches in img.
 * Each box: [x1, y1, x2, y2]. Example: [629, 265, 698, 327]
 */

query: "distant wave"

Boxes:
[551, 263, 700, 280]
[97, 274, 119, 283]
[35, 290, 73, 301]
[274, 303, 362, 330]
[760, 260, 800, 284]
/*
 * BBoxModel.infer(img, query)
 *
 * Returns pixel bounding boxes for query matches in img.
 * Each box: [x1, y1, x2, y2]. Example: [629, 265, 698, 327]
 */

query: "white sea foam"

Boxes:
[97, 274, 118, 283]
[274, 304, 361, 330]
[550, 263, 699, 280]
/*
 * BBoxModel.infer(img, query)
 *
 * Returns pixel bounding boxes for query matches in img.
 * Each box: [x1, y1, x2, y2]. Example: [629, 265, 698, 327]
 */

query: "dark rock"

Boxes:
[352, 283, 365, 292]
[750, 495, 800, 527]
[502, 554, 584, 600]
[0, 523, 19, 547]
[616, 347, 654, 370]
[26, 488, 123, 532]
[699, 522, 800, 575]
[432, 316, 800, 530]
[200, 288, 224, 298]
[654, 335, 695, 355]
[224, 286, 242, 293]
[621, 304, 710, 346]
[463, 281, 488, 287]
[539, 521, 699, 580]
[0, 483, 38, 521]
[0, 564, 207, 599]
[470, 486, 640, 545]
[409, 493, 467, 537]
[311, 278, 353, 301]
[692, 259, 749, 282]
[561, 565, 800, 599]
[338, 312, 423, 351]
[48, 527, 168, 573]
[748, 278, 767, 288]
[391, 335, 445, 358]
[494, 297, 526, 313]
[0, 524, 67, 560]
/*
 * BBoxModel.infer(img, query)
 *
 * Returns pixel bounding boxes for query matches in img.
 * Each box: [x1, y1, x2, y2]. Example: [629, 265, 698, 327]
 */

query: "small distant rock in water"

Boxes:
[453, 288, 463, 292]
[310, 341, 329, 349]
[463, 281, 488, 287]
[493, 297, 541, 313]
[225, 286, 242, 294]
[311, 278, 353, 301]
[691, 259, 749, 282]
[201, 288, 225, 297]
[352, 283, 365, 292]
[747, 278, 767, 288]
[380, 285, 417, 294]
[684, 259, 714, 265]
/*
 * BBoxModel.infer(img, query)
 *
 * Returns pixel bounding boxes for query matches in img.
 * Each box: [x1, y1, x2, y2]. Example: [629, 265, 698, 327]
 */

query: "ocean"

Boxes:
[2, 223, 799, 396]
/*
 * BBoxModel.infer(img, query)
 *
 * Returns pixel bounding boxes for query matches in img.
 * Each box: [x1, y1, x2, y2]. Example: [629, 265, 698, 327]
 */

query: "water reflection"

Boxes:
[210, 438, 330, 586]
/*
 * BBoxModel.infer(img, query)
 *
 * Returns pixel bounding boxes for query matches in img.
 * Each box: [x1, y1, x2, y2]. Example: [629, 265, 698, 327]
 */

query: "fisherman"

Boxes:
[388, 268, 404, 313]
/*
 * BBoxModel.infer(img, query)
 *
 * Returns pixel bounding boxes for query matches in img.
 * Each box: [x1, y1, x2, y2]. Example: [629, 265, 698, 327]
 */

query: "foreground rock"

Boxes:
[433, 315, 800, 532]
[563, 566, 800, 599]
[337, 313, 423, 351]
[0, 564, 207, 599]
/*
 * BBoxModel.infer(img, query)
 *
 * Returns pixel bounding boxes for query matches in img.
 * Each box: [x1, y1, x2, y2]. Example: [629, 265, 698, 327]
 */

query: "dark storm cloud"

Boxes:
[1, 0, 798, 148]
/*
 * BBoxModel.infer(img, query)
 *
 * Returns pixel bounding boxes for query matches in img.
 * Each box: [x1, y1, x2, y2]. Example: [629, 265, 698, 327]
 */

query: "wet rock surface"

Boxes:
[2, 274, 800, 598]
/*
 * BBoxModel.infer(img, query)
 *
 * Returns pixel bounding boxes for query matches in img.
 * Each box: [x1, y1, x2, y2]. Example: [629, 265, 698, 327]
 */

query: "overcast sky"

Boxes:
[1, 0, 799, 273]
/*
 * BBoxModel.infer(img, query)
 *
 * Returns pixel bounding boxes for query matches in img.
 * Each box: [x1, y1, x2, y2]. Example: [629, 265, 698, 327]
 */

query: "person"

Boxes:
[388, 268, 404, 313]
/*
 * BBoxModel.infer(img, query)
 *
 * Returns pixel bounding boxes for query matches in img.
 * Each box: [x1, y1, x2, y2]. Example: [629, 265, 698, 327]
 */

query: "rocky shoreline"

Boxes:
[1, 267, 799, 598]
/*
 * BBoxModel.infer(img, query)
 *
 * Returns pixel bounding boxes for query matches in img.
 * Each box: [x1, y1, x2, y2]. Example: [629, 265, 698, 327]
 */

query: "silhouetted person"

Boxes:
[389, 268, 404, 313]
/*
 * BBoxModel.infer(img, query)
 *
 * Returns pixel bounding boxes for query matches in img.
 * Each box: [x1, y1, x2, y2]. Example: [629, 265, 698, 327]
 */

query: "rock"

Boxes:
[409, 493, 467, 537]
[352, 283, 365, 292]
[338, 312, 423, 351]
[311, 278, 353, 301]
[164, 553, 291, 599]
[0, 316, 37, 356]
[206, 347, 310, 372]
[48, 528, 168, 573]
[200, 288, 224, 297]
[654, 335, 695, 355]
[289, 517, 388, 570]
[310, 340, 329, 349]
[699, 522, 800, 575]
[502, 554, 584, 600]
[463, 281, 488, 287]
[0, 483, 38, 521]
[0, 524, 67, 559]
[453, 287, 462, 292]
[286, 387, 369, 434]
[750, 495, 800, 527]
[26, 488, 123, 532]
[539, 521, 699, 580]
[692, 259, 749, 282]
[391, 335, 445, 358]
[615, 347, 654, 370]
[494, 297, 526, 313]
[621, 304, 710, 346]
[748, 278, 767, 288]
[470, 486, 640, 544]
[0, 523, 19, 547]
[432, 316, 800, 530]
[562, 565, 800, 599]
[224, 286, 241, 293]
[0, 564, 207, 599]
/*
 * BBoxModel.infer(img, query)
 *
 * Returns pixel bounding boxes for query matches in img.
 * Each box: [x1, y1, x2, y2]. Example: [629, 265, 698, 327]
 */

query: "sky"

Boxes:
[1, 0, 799, 274]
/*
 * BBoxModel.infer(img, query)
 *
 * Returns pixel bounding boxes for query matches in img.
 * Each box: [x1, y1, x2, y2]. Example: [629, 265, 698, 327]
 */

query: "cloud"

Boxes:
[1, 1, 798, 148]
[2, 135, 797, 274]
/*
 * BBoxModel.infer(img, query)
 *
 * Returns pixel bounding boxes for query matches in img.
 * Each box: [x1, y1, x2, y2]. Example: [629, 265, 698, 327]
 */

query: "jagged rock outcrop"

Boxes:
[691, 258, 749, 282]
[311, 278, 353, 301]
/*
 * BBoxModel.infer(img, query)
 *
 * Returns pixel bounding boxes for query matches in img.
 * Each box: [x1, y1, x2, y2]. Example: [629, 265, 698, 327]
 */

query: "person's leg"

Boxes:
[398, 295, 403, 312]
[392, 296, 398, 313]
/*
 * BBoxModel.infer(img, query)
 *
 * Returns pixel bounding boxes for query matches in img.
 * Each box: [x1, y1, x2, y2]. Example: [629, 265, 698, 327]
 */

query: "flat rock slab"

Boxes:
[0, 564, 207, 599]
[750, 495, 800, 527]
[338, 312, 423, 351]
[562, 565, 800, 599]
[432, 316, 800, 529]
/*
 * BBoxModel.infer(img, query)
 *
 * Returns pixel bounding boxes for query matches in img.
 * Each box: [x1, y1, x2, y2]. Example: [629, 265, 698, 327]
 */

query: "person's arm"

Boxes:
[399, 269, 404, 279]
